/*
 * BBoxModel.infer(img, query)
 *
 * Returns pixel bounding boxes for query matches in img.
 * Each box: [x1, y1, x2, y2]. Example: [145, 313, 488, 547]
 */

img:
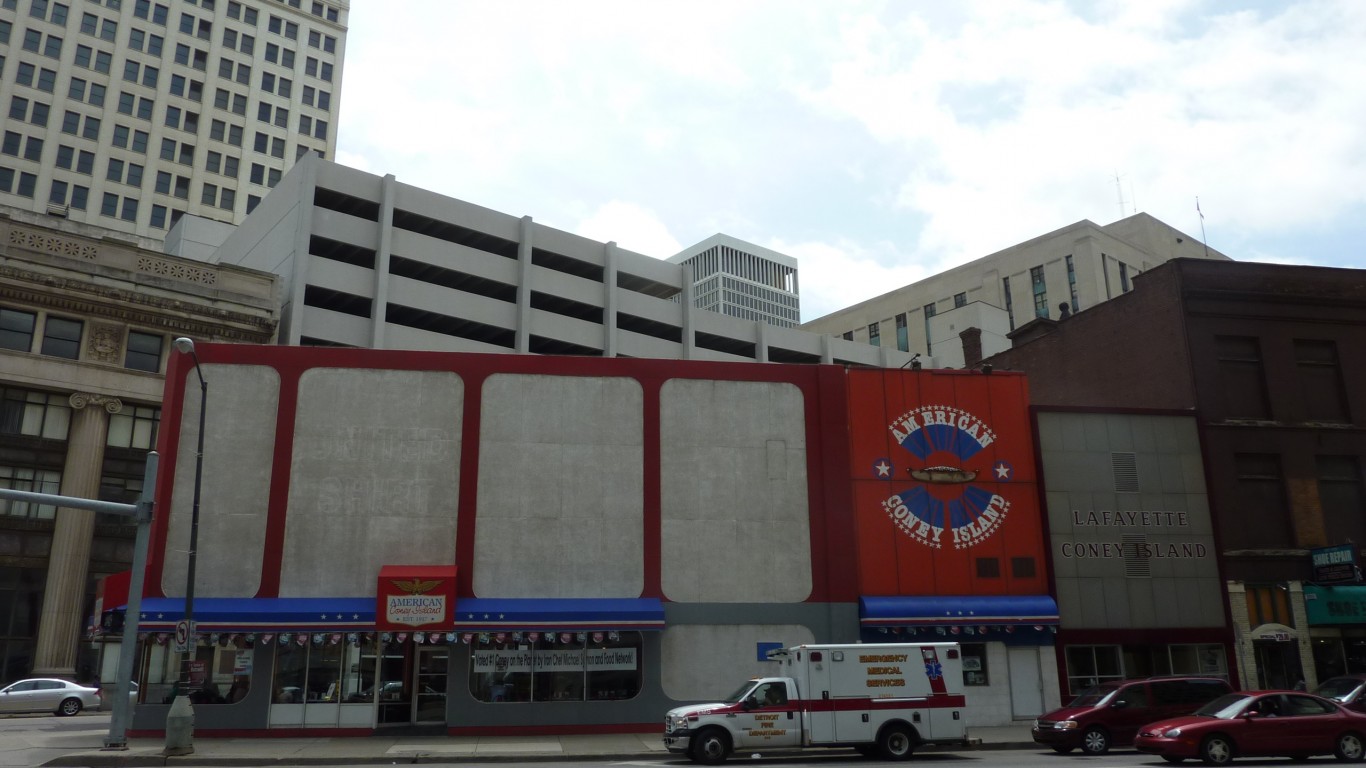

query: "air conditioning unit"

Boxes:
[47, 204, 69, 217]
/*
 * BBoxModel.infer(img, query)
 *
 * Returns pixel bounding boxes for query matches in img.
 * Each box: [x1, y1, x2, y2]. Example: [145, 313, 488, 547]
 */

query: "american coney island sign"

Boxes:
[385, 577, 447, 627]
[874, 405, 1013, 550]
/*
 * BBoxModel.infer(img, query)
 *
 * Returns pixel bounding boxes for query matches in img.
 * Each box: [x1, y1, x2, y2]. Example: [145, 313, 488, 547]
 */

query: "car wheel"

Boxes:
[691, 727, 731, 765]
[1200, 734, 1234, 765]
[1335, 731, 1366, 762]
[57, 697, 83, 716]
[1163, 757, 1185, 764]
[878, 724, 916, 760]
[1052, 746, 1075, 754]
[1080, 726, 1110, 755]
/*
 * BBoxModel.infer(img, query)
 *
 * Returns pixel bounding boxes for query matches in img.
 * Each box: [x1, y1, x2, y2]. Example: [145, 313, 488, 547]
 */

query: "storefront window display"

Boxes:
[1066, 643, 1228, 696]
[271, 634, 371, 703]
[961, 643, 988, 686]
[140, 637, 254, 704]
[469, 631, 642, 703]
[1065, 645, 1123, 695]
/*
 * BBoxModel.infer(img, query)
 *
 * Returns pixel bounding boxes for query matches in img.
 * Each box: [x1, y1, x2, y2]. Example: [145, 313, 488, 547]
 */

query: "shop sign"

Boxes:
[188, 660, 208, 685]
[376, 565, 455, 630]
[880, 405, 1011, 550]
[1305, 585, 1366, 625]
[1312, 544, 1359, 584]
[471, 647, 637, 674]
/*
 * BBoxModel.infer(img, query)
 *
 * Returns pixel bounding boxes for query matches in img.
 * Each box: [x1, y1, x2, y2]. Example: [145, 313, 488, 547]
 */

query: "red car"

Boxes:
[1134, 691, 1366, 764]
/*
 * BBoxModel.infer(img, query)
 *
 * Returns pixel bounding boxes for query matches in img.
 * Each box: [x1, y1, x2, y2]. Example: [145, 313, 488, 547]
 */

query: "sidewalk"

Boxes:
[43, 724, 1036, 766]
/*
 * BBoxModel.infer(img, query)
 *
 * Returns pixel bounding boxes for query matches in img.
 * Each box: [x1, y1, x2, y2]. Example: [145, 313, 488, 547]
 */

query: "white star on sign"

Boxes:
[994, 462, 1011, 480]
[875, 461, 892, 477]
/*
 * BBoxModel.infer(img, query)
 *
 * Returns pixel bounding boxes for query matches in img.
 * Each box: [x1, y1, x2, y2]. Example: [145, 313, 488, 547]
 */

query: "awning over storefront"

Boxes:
[454, 598, 666, 631]
[125, 597, 376, 632]
[859, 595, 1060, 628]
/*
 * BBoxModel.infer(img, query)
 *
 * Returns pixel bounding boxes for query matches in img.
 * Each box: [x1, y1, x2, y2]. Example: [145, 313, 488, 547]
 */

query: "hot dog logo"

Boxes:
[877, 405, 1013, 549]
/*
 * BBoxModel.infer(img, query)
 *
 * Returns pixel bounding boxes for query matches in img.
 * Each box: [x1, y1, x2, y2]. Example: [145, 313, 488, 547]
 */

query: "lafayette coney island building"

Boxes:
[109, 344, 1061, 735]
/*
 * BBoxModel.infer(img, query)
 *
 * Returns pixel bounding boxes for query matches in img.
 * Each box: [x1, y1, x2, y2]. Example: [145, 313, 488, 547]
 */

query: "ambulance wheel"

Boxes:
[691, 727, 731, 765]
[878, 724, 916, 760]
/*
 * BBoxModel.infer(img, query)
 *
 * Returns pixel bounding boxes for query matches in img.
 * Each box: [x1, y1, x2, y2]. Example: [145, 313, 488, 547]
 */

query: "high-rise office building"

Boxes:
[668, 233, 800, 328]
[0, 0, 348, 243]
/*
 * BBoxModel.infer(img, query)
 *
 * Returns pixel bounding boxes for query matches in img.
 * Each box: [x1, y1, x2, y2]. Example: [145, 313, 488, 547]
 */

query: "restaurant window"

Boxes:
[1065, 644, 1123, 695]
[139, 638, 252, 705]
[961, 643, 988, 686]
[271, 635, 364, 704]
[469, 631, 642, 703]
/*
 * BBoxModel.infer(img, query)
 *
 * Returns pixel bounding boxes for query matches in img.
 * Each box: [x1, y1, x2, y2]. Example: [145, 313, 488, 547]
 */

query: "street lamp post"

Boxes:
[164, 337, 206, 756]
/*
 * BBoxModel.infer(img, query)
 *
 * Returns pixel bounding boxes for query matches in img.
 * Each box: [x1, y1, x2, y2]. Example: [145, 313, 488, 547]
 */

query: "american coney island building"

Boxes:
[106, 344, 1059, 736]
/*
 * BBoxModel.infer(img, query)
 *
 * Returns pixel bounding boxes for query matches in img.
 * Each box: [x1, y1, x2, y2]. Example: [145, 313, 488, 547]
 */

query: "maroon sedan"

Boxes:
[1134, 691, 1366, 764]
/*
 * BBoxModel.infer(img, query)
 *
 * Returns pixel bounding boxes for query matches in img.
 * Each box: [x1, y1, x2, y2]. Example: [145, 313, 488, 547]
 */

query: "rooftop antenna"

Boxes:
[1129, 179, 1137, 214]
[1114, 171, 1128, 219]
[1196, 197, 1210, 258]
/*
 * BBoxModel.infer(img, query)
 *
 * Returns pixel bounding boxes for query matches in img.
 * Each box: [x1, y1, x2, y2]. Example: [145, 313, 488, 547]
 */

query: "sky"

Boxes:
[336, 0, 1366, 322]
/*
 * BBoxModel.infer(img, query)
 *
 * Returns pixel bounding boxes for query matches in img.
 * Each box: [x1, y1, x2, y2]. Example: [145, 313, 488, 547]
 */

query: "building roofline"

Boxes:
[667, 233, 798, 268]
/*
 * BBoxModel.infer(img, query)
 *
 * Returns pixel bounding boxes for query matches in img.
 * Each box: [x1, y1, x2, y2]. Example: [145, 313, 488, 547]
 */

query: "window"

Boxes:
[124, 331, 162, 372]
[1030, 265, 1048, 318]
[1066, 254, 1080, 312]
[1011, 557, 1036, 578]
[961, 643, 988, 686]
[1295, 340, 1349, 423]
[16, 172, 37, 197]
[923, 302, 936, 354]
[0, 308, 37, 352]
[201, 182, 217, 206]
[0, 463, 63, 519]
[1216, 336, 1270, 419]
[953, 292, 966, 308]
[975, 557, 999, 578]
[1119, 262, 1131, 293]
[1065, 645, 1124, 695]
[133, 0, 168, 25]
[867, 321, 879, 347]
[469, 632, 643, 703]
[107, 404, 160, 450]
[1319, 456, 1365, 547]
[40, 317, 82, 359]
[1232, 454, 1292, 551]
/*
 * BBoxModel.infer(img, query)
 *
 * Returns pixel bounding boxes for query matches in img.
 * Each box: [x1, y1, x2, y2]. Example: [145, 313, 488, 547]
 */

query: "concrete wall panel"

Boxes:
[163, 364, 279, 598]
[660, 624, 815, 701]
[282, 368, 462, 596]
[660, 380, 811, 603]
[473, 374, 644, 597]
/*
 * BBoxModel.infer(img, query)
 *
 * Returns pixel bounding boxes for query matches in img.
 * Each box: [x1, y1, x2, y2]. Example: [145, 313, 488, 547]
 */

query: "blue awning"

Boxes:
[454, 598, 666, 631]
[860, 595, 1059, 628]
[126, 597, 375, 632]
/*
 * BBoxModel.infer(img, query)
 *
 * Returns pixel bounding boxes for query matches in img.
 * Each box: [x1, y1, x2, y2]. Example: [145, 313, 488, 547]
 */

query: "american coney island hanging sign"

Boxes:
[874, 405, 1013, 550]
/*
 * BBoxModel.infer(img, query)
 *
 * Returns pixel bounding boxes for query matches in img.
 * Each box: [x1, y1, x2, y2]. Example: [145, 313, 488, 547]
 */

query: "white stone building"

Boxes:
[0, 0, 347, 241]
[800, 214, 1229, 368]
[668, 233, 800, 328]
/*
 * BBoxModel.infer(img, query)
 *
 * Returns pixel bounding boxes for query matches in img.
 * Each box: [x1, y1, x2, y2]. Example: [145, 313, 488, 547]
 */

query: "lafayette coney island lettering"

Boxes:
[881, 405, 1009, 550]
[1062, 509, 1208, 560]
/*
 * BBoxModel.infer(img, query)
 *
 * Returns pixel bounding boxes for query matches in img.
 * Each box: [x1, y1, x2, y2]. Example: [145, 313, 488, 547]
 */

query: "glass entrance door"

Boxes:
[413, 646, 448, 723]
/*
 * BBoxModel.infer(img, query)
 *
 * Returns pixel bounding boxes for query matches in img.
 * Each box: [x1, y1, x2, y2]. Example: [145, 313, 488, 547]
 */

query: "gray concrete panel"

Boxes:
[473, 375, 644, 598]
[659, 379, 811, 603]
[163, 364, 277, 598]
[661, 624, 817, 701]
[283, 369, 462, 597]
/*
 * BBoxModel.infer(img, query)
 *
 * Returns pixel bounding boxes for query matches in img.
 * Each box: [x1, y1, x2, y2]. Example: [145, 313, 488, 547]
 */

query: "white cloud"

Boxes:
[339, 0, 1366, 315]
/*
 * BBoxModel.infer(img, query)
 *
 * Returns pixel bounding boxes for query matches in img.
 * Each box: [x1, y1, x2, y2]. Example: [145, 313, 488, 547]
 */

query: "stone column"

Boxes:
[32, 393, 122, 677]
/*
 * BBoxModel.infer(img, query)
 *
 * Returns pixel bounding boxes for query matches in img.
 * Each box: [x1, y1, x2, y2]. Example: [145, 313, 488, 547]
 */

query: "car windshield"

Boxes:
[723, 681, 759, 704]
[1315, 677, 1365, 702]
[1068, 683, 1122, 708]
[1194, 693, 1253, 718]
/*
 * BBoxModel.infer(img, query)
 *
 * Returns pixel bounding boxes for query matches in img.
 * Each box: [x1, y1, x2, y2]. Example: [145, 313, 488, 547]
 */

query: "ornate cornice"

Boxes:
[0, 263, 276, 343]
[8, 227, 99, 261]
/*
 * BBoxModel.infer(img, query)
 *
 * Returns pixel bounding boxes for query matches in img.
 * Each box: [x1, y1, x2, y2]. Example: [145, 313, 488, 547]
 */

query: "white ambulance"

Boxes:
[663, 642, 969, 763]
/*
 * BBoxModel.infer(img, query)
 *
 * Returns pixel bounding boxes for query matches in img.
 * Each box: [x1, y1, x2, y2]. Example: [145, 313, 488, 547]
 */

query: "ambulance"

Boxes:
[663, 643, 969, 763]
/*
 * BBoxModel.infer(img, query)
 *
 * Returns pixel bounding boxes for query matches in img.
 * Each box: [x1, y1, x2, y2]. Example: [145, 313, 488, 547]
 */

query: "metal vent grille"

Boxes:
[1123, 534, 1151, 578]
[1112, 452, 1139, 493]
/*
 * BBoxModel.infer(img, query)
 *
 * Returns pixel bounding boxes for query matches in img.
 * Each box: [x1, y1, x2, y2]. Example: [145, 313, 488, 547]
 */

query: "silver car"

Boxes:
[0, 678, 101, 716]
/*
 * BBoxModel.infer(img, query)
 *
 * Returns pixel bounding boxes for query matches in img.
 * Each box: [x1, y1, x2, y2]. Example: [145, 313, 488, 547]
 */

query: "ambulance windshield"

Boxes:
[723, 681, 759, 704]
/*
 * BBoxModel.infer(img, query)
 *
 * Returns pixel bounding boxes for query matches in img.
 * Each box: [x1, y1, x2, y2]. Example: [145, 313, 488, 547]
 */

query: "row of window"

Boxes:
[0, 305, 165, 372]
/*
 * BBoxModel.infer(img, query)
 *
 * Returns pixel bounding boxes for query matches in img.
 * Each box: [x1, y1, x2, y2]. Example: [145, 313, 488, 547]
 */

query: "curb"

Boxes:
[44, 741, 1043, 767]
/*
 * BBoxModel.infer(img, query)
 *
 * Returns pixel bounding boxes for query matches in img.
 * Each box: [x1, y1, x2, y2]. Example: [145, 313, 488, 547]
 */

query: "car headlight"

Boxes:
[1055, 720, 1079, 730]
[1163, 727, 1182, 738]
